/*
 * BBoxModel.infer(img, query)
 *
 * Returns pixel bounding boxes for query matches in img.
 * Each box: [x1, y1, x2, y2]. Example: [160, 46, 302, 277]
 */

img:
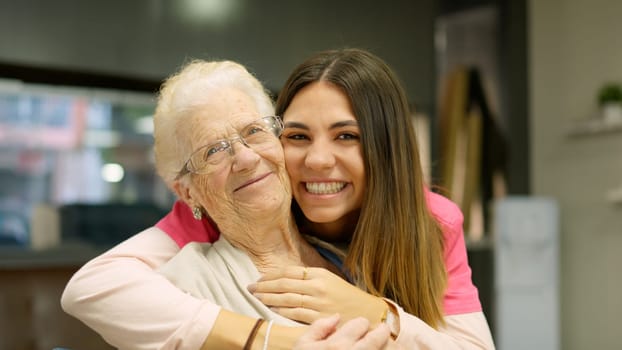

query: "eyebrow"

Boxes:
[284, 120, 359, 130]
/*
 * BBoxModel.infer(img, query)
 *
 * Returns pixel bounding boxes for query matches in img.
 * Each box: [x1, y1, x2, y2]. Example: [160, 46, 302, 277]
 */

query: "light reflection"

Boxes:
[101, 163, 124, 183]
[175, 0, 241, 27]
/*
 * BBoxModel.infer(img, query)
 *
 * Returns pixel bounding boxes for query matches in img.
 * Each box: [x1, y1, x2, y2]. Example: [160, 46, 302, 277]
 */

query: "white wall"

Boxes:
[530, 0, 622, 348]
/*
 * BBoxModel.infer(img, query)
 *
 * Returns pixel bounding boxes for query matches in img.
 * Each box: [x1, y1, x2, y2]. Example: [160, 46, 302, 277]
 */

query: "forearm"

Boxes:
[395, 309, 495, 349]
[61, 228, 219, 350]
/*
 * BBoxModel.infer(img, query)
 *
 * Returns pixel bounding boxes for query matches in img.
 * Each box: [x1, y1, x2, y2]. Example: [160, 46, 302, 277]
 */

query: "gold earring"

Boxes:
[192, 206, 203, 220]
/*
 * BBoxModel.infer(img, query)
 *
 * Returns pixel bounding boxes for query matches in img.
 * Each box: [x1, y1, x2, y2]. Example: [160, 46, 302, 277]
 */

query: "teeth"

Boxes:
[305, 182, 346, 194]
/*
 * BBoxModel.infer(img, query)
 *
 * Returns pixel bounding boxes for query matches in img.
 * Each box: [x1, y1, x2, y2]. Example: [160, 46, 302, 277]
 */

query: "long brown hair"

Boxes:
[275, 48, 447, 328]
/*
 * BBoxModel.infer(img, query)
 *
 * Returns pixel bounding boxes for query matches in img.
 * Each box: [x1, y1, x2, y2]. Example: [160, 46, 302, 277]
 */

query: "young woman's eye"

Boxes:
[337, 133, 359, 140]
[285, 133, 309, 141]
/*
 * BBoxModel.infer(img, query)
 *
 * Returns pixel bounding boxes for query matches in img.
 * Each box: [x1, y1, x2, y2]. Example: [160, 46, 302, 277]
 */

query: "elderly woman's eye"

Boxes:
[204, 144, 225, 159]
[246, 125, 266, 136]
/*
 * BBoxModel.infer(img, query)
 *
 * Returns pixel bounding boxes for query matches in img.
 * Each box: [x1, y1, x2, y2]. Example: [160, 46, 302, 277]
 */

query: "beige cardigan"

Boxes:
[158, 239, 301, 327]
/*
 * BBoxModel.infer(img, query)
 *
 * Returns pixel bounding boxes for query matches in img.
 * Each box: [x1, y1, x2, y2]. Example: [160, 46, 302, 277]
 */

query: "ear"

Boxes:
[172, 179, 194, 207]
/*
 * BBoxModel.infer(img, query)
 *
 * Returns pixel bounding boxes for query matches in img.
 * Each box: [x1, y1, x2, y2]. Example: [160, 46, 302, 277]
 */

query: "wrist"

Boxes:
[254, 324, 307, 350]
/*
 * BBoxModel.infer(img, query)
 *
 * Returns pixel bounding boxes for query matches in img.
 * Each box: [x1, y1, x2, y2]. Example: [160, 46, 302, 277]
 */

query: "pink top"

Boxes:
[156, 201, 220, 247]
[155, 191, 482, 315]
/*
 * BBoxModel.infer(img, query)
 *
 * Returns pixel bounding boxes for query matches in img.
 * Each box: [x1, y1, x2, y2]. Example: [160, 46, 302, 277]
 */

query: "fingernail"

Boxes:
[247, 283, 256, 293]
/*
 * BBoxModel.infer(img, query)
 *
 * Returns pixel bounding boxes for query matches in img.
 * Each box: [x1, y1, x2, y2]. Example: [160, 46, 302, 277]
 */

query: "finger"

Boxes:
[330, 317, 369, 340]
[258, 266, 316, 282]
[351, 324, 391, 350]
[296, 314, 340, 342]
[254, 291, 317, 309]
[270, 306, 323, 324]
[249, 277, 314, 295]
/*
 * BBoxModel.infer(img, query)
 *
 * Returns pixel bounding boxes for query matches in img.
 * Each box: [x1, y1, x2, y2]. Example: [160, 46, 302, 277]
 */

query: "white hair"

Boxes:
[153, 59, 275, 185]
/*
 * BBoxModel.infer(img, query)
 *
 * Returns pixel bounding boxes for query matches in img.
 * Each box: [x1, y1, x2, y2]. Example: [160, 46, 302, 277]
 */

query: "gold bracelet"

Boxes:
[380, 305, 389, 323]
[380, 300, 399, 340]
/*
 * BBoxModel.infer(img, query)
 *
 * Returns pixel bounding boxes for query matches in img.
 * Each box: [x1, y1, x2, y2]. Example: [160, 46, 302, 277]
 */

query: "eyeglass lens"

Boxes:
[185, 116, 282, 174]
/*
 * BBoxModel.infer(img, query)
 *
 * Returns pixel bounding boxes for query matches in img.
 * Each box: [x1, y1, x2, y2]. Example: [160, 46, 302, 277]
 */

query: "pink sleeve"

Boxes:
[391, 300, 495, 349]
[156, 200, 220, 247]
[426, 191, 482, 315]
[61, 227, 221, 350]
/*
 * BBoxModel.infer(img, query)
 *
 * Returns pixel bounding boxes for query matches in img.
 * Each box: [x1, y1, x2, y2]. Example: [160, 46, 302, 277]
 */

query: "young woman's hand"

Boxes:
[294, 314, 395, 350]
[248, 266, 388, 326]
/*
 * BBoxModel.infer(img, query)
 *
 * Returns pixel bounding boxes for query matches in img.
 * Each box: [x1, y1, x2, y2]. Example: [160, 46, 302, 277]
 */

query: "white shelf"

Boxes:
[567, 118, 622, 137]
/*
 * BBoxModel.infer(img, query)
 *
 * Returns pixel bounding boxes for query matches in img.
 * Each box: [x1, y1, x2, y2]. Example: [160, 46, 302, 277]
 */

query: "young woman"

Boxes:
[61, 49, 493, 349]
[250, 48, 493, 347]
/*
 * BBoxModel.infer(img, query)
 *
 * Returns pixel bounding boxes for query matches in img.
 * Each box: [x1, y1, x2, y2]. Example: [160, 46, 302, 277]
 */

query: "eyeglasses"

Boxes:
[176, 116, 283, 178]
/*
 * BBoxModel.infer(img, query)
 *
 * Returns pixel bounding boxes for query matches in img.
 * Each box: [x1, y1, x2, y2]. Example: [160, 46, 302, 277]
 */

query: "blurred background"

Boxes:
[0, 0, 620, 349]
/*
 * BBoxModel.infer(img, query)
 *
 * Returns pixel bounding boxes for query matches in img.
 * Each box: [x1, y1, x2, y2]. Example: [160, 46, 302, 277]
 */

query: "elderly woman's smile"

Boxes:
[234, 171, 275, 192]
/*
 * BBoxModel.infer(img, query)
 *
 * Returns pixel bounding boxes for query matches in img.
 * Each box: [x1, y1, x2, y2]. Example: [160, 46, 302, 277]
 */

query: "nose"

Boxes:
[230, 140, 260, 172]
[304, 139, 336, 170]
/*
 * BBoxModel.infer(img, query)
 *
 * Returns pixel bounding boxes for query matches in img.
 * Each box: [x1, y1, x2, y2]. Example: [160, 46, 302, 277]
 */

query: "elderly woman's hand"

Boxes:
[294, 314, 395, 350]
[248, 266, 388, 326]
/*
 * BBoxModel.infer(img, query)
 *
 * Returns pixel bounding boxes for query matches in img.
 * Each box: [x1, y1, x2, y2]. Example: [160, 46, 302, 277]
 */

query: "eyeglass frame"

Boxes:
[175, 115, 284, 179]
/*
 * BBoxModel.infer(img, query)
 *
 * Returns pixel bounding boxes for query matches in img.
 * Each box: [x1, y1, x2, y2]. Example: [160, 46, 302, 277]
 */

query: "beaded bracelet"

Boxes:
[243, 318, 265, 350]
